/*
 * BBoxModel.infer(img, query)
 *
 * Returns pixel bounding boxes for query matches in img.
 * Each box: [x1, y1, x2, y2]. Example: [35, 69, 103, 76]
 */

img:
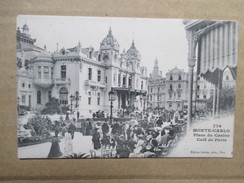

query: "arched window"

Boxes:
[89, 51, 92, 58]
[170, 75, 173, 80]
[59, 87, 68, 105]
[98, 54, 101, 61]
[37, 90, 41, 104]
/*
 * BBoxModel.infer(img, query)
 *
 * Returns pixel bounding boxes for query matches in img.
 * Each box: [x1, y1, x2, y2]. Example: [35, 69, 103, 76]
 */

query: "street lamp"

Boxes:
[70, 95, 75, 113]
[109, 88, 116, 125]
[17, 97, 20, 115]
[140, 94, 147, 115]
[70, 91, 81, 113]
[158, 97, 160, 115]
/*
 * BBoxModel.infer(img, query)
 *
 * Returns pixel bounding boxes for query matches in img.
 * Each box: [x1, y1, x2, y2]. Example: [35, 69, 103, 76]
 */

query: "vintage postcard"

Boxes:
[17, 15, 238, 158]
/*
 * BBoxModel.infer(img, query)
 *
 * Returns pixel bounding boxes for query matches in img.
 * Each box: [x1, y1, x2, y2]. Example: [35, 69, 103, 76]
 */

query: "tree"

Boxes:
[219, 86, 235, 113]
[41, 97, 61, 114]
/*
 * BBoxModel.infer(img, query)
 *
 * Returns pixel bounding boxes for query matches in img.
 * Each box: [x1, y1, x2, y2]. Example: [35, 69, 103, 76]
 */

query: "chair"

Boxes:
[90, 150, 97, 158]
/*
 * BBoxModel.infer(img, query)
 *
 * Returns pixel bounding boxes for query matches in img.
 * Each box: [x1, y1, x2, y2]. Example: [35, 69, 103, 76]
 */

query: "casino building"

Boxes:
[16, 24, 148, 117]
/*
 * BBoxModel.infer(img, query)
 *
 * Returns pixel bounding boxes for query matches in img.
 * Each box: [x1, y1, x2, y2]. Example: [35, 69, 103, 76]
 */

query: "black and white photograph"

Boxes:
[16, 15, 238, 159]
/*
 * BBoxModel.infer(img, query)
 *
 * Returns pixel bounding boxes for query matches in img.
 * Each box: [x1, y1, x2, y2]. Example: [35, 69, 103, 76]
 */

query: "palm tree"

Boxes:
[64, 153, 90, 159]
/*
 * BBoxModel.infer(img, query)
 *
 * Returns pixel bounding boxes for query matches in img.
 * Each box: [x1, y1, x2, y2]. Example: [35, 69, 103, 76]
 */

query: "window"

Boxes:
[170, 84, 173, 90]
[197, 95, 199, 99]
[51, 67, 53, 79]
[178, 94, 181, 98]
[28, 95, 31, 107]
[157, 95, 160, 101]
[158, 87, 160, 92]
[113, 74, 116, 82]
[38, 66, 41, 79]
[105, 76, 107, 83]
[89, 51, 92, 58]
[226, 76, 229, 80]
[118, 74, 121, 86]
[141, 81, 143, 90]
[97, 93, 100, 105]
[179, 75, 182, 80]
[21, 95, 26, 104]
[97, 70, 101, 82]
[151, 88, 153, 93]
[197, 85, 200, 90]
[103, 53, 109, 60]
[59, 87, 68, 105]
[203, 95, 207, 99]
[150, 95, 152, 101]
[169, 93, 172, 99]
[98, 54, 101, 61]
[122, 76, 126, 86]
[170, 75, 173, 80]
[48, 91, 52, 101]
[61, 65, 66, 79]
[177, 103, 180, 108]
[44, 66, 49, 79]
[37, 91, 41, 104]
[88, 68, 92, 80]
[88, 92, 91, 105]
[22, 82, 25, 88]
[178, 84, 181, 89]
[128, 77, 132, 87]
[28, 84, 31, 88]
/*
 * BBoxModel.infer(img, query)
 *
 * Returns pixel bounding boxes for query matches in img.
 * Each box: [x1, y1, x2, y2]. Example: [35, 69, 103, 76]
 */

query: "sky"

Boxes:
[17, 15, 189, 76]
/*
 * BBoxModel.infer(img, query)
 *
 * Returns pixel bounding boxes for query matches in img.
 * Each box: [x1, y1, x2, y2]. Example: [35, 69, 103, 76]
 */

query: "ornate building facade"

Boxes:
[147, 59, 166, 111]
[17, 24, 148, 117]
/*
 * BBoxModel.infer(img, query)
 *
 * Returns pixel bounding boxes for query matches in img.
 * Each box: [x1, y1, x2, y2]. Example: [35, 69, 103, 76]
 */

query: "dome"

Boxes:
[100, 27, 119, 51]
[34, 50, 53, 63]
[22, 23, 29, 34]
[126, 40, 141, 60]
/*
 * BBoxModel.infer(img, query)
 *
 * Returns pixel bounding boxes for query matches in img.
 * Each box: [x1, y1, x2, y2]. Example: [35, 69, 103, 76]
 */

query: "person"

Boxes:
[77, 111, 80, 120]
[64, 131, 73, 156]
[68, 122, 76, 139]
[156, 117, 163, 127]
[85, 121, 93, 135]
[102, 122, 109, 135]
[92, 128, 101, 150]
[47, 130, 63, 158]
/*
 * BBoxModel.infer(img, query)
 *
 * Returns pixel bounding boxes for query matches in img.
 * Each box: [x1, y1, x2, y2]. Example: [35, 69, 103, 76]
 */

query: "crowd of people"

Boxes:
[47, 108, 202, 158]
[89, 109, 187, 158]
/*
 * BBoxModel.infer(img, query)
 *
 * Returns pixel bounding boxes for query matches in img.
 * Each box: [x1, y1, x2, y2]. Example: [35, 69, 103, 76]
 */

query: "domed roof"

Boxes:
[126, 40, 141, 60]
[100, 27, 119, 51]
[22, 23, 29, 33]
[34, 49, 53, 63]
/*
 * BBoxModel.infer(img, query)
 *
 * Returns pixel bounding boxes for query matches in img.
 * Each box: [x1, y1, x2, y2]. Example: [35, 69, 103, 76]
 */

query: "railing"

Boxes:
[85, 80, 106, 88]
[54, 78, 71, 84]
[33, 78, 53, 87]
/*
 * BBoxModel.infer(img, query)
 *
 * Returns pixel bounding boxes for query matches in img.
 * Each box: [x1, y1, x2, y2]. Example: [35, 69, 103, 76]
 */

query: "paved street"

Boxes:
[18, 132, 93, 159]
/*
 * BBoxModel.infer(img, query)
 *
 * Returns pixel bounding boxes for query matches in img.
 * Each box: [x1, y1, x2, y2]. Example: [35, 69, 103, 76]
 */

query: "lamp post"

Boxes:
[109, 88, 116, 125]
[17, 97, 20, 115]
[70, 91, 81, 114]
[74, 91, 81, 108]
[158, 98, 160, 115]
[70, 95, 75, 113]
[140, 95, 147, 115]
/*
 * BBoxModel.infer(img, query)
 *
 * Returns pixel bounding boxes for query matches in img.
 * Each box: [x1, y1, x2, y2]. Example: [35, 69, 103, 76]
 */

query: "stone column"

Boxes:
[187, 58, 196, 132]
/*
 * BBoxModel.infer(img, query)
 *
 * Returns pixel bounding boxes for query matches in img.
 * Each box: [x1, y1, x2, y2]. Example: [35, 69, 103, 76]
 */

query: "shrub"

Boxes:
[26, 115, 51, 137]
[41, 97, 61, 115]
